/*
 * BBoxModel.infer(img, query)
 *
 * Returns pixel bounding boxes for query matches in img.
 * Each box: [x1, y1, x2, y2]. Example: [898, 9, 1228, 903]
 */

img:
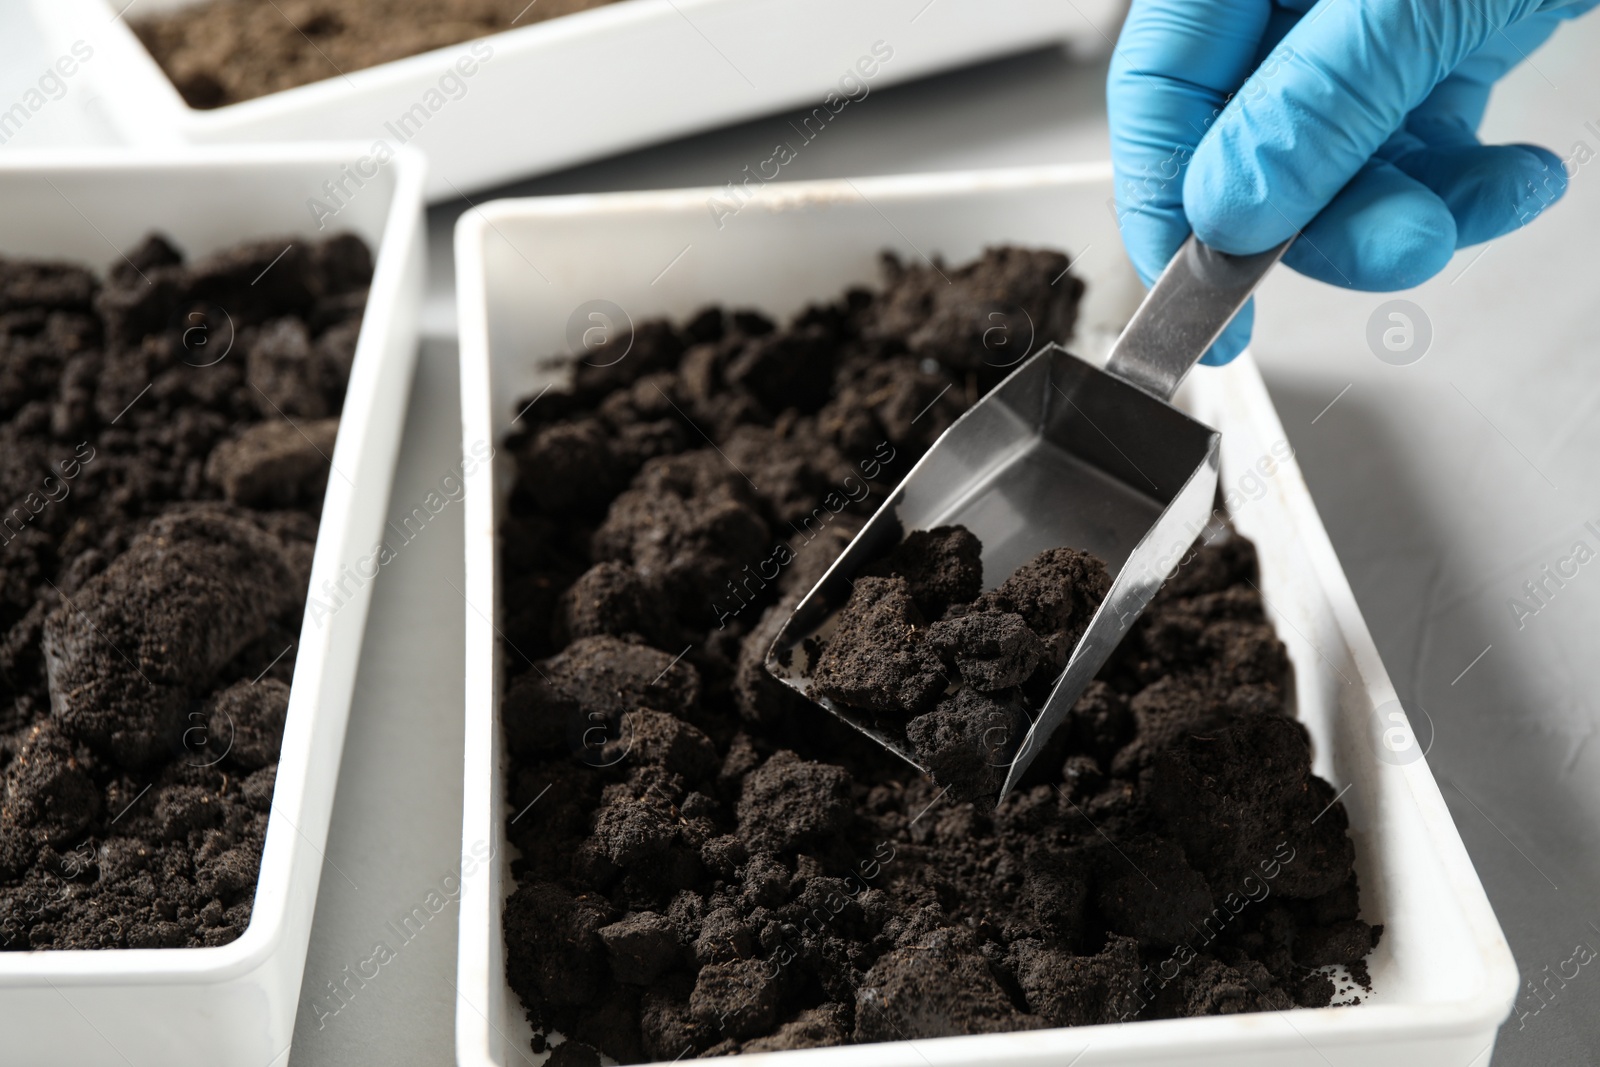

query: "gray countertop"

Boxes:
[5, 7, 1599, 1064]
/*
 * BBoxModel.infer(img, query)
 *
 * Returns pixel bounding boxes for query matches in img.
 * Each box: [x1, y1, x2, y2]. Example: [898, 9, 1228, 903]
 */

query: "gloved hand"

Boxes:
[1109, 0, 1596, 364]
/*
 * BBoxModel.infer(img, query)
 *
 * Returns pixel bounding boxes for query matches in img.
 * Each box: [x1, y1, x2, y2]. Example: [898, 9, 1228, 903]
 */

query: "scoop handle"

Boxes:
[1104, 234, 1292, 401]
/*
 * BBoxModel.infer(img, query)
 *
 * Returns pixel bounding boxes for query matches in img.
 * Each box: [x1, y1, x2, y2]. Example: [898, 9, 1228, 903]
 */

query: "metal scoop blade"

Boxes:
[766, 235, 1289, 796]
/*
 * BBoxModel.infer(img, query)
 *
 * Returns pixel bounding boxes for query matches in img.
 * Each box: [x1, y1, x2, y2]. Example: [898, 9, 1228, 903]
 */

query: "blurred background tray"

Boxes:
[27, 0, 1120, 199]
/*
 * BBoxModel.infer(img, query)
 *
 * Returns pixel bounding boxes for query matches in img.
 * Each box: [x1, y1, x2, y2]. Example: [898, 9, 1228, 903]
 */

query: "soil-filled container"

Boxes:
[29, 0, 1120, 200]
[453, 165, 1519, 1067]
[0, 145, 425, 1067]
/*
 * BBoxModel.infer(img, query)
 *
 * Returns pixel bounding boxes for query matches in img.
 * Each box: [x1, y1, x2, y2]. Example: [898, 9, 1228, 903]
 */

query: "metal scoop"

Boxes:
[765, 234, 1290, 796]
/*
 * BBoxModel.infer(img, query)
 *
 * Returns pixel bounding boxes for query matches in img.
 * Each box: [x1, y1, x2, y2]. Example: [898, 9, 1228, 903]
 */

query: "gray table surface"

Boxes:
[5, 8, 1599, 1065]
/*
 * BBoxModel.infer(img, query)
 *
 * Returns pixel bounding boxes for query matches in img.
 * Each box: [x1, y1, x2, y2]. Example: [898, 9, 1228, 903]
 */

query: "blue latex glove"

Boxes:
[1109, 0, 1596, 364]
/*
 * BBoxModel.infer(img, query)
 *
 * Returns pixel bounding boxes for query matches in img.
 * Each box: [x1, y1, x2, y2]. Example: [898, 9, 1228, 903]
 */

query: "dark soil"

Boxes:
[132, 0, 628, 109]
[497, 247, 1374, 1060]
[0, 231, 370, 949]
[814, 531, 1110, 801]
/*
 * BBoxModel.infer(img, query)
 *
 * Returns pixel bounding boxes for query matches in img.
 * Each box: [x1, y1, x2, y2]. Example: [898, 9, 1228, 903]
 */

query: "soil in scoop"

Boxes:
[0, 231, 371, 949]
[498, 247, 1377, 1061]
[811, 529, 1111, 805]
[133, 0, 628, 109]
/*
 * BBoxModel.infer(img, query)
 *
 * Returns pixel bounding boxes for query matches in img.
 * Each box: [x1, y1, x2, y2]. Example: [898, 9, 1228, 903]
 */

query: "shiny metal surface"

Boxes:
[767, 235, 1285, 792]
[1106, 236, 1292, 400]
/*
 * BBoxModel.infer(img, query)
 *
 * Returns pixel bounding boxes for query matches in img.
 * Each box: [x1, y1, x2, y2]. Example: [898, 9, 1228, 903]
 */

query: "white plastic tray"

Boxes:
[29, 0, 1121, 201]
[452, 165, 1518, 1067]
[0, 146, 426, 1067]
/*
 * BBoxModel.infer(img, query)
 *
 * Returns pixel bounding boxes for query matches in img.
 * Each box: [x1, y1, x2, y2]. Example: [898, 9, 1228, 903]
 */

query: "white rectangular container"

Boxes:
[27, 0, 1120, 201]
[452, 165, 1518, 1067]
[0, 146, 426, 1066]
